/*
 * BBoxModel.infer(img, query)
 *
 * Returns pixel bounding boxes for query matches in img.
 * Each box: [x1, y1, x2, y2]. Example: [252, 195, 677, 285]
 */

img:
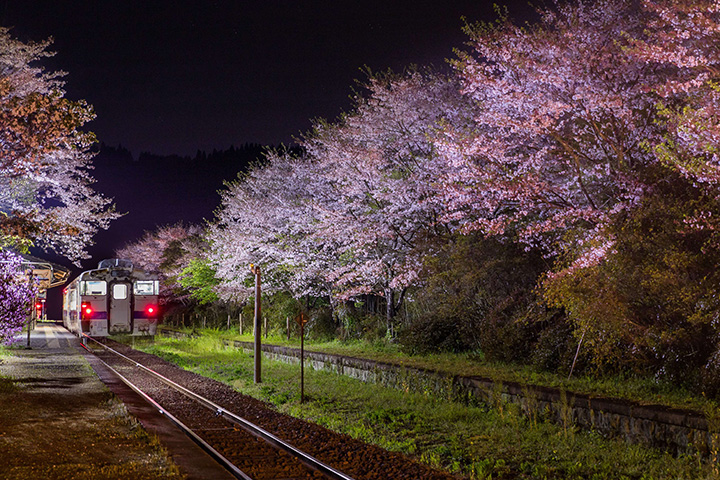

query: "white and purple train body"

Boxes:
[63, 259, 160, 336]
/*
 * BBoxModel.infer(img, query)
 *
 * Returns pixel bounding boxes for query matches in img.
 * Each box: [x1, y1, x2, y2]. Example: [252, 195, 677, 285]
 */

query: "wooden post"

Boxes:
[294, 312, 307, 404]
[239, 312, 243, 335]
[264, 316, 268, 339]
[286, 316, 290, 341]
[227, 313, 231, 330]
[26, 297, 34, 349]
[252, 265, 262, 383]
[300, 320, 305, 403]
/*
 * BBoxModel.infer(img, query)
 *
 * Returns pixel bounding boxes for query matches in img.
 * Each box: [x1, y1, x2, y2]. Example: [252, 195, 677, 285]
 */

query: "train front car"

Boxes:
[62, 259, 160, 337]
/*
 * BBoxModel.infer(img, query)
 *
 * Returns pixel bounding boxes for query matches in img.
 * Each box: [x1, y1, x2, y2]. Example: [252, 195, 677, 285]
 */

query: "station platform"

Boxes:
[0, 323, 234, 480]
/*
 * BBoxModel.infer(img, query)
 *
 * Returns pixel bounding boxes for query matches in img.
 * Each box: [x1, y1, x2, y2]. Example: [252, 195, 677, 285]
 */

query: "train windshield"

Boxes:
[134, 280, 159, 295]
[112, 283, 128, 300]
[80, 280, 107, 296]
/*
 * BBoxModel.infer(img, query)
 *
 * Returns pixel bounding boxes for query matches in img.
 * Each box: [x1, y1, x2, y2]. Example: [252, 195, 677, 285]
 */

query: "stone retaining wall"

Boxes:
[159, 328, 716, 455]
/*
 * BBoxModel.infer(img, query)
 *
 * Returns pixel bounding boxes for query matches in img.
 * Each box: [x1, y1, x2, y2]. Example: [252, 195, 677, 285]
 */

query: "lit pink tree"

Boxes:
[303, 71, 472, 329]
[440, 0, 669, 270]
[0, 251, 38, 343]
[0, 29, 118, 262]
[208, 152, 340, 303]
[209, 72, 471, 332]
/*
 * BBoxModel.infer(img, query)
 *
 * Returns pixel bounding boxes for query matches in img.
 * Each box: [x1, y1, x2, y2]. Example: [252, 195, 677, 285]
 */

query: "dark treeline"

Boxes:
[88, 143, 266, 263]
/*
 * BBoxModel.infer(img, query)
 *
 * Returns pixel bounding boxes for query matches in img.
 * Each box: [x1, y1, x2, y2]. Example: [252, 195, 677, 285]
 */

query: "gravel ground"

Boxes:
[100, 339, 458, 480]
[0, 324, 183, 480]
[0, 324, 457, 479]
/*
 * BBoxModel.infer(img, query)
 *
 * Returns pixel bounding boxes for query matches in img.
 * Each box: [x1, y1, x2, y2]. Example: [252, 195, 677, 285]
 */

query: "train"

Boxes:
[63, 258, 160, 336]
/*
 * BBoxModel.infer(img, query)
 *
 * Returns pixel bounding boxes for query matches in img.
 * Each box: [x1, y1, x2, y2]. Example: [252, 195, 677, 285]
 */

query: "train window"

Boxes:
[134, 281, 158, 295]
[112, 283, 128, 300]
[81, 281, 107, 296]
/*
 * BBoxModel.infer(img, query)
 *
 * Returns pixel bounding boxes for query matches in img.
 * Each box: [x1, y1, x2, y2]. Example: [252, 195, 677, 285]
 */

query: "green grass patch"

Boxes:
[159, 326, 716, 413]
[134, 333, 719, 479]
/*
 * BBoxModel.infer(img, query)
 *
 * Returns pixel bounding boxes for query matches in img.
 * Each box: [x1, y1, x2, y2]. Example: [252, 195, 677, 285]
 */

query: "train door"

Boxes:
[108, 282, 132, 333]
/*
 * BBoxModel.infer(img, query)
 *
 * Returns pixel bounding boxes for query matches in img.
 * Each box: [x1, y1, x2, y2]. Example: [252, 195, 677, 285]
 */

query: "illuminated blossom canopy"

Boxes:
[0, 251, 37, 343]
[209, 71, 471, 325]
[0, 28, 118, 262]
[434, 0, 720, 274]
[166, 0, 720, 349]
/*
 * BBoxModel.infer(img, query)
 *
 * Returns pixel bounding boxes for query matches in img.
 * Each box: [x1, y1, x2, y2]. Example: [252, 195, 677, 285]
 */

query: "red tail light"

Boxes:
[35, 302, 42, 310]
[145, 304, 158, 317]
[81, 303, 93, 318]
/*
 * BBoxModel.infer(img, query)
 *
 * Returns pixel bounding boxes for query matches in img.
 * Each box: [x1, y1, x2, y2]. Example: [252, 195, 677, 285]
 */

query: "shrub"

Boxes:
[543, 173, 720, 391]
[401, 233, 549, 359]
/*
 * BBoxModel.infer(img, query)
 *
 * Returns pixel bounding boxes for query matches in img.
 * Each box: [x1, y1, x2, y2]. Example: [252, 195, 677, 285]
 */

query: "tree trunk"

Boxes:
[385, 288, 395, 338]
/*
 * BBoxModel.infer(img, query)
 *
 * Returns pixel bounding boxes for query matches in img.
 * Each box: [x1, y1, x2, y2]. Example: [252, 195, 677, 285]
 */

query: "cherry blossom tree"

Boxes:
[0, 250, 38, 343]
[209, 71, 473, 333]
[0, 28, 117, 261]
[436, 0, 720, 377]
[208, 151, 340, 304]
[115, 223, 203, 304]
[440, 0, 668, 270]
[302, 70, 472, 330]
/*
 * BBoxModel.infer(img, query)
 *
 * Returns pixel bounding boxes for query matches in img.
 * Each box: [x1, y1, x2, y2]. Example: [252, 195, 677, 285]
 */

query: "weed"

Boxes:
[559, 389, 575, 437]
[704, 405, 720, 476]
[521, 384, 540, 426]
[490, 380, 506, 417]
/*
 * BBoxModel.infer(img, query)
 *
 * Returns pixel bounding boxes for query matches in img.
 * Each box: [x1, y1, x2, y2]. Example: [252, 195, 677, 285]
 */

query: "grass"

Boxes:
[163, 326, 717, 413]
[132, 333, 720, 479]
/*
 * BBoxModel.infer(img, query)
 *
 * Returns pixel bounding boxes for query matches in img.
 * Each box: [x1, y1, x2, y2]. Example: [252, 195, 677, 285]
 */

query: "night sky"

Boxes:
[3, 1, 535, 157]
[3, 1, 536, 312]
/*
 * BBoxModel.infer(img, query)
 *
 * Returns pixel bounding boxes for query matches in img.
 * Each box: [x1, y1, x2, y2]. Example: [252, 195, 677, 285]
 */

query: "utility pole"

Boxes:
[251, 264, 262, 383]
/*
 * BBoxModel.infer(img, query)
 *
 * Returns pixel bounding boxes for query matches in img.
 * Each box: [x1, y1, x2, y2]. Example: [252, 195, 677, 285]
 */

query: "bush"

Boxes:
[398, 312, 479, 355]
[530, 313, 579, 374]
[305, 307, 337, 341]
[543, 173, 720, 391]
[401, 233, 549, 359]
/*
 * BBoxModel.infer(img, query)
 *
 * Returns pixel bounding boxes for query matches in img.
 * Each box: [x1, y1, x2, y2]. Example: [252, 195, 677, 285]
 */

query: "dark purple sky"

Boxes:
[3, 1, 535, 157]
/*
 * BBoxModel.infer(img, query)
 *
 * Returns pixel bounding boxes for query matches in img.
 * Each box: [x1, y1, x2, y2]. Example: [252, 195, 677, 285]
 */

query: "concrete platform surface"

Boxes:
[0, 323, 234, 480]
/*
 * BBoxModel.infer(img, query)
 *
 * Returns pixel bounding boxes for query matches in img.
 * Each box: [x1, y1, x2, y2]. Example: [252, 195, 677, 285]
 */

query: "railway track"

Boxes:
[81, 336, 457, 480]
[82, 335, 353, 480]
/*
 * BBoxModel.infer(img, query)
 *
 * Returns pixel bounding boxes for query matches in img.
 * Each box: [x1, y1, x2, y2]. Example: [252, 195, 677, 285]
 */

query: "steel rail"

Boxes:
[82, 334, 356, 480]
[80, 341, 252, 480]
